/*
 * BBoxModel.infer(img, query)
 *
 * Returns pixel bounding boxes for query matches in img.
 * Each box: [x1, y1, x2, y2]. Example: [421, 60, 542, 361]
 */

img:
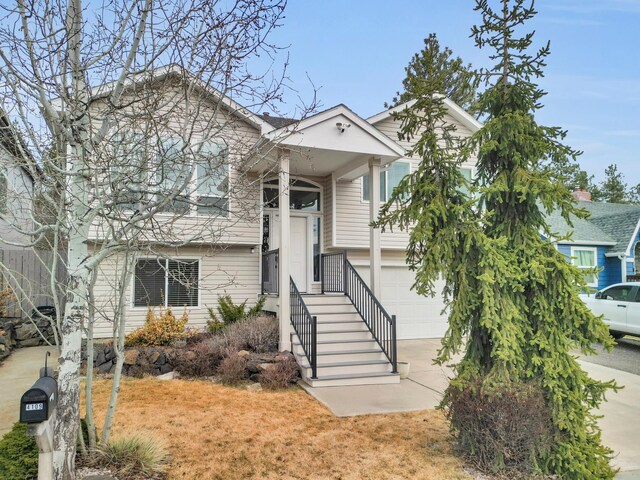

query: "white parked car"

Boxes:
[581, 282, 640, 339]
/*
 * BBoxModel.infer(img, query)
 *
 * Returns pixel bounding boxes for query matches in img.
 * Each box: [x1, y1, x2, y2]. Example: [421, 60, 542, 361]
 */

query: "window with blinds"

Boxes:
[133, 258, 199, 307]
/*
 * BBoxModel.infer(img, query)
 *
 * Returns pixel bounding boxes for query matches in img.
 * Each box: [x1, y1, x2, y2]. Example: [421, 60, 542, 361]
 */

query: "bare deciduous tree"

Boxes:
[0, 1, 313, 478]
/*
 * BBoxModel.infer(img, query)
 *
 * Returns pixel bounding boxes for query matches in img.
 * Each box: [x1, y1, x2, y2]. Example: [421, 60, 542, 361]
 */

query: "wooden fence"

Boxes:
[0, 248, 67, 319]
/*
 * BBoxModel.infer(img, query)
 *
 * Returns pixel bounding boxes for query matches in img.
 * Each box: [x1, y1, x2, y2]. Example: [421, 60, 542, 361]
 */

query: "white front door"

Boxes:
[271, 215, 309, 292]
[290, 216, 308, 292]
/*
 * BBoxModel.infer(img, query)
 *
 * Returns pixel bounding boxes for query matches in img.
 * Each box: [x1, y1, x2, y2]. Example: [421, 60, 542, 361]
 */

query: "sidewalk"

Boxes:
[0, 346, 56, 436]
[578, 359, 640, 476]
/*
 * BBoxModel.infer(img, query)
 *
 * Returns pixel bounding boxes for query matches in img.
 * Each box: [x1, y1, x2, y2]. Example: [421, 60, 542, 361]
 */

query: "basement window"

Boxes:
[133, 258, 199, 307]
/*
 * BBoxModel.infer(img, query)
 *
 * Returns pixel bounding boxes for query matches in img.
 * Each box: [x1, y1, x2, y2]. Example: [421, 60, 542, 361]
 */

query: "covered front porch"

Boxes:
[252, 105, 406, 386]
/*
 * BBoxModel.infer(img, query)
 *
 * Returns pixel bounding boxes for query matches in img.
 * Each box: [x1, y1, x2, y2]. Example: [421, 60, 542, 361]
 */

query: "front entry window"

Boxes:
[313, 218, 321, 282]
[262, 178, 320, 211]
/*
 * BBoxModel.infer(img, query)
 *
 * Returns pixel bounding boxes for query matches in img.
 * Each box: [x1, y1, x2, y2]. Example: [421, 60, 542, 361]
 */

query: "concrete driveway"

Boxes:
[304, 339, 640, 478]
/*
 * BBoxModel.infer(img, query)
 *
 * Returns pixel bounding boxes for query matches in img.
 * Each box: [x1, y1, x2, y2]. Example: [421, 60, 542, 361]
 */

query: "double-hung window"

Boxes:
[195, 141, 229, 215]
[361, 161, 411, 202]
[156, 137, 190, 213]
[570, 247, 598, 287]
[133, 258, 199, 308]
[111, 133, 147, 209]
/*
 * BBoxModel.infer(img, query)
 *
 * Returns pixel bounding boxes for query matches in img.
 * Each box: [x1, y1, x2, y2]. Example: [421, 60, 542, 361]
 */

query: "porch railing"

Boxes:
[321, 251, 397, 373]
[290, 277, 317, 379]
[261, 248, 279, 295]
[320, 252, 344, 293]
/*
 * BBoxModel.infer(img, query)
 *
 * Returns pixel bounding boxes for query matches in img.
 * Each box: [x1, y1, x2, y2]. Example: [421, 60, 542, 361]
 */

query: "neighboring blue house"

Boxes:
[546, 198, 640, 290]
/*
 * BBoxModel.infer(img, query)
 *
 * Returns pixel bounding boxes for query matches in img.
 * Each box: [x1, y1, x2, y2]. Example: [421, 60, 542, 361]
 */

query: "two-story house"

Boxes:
[88, 68, 480, 386]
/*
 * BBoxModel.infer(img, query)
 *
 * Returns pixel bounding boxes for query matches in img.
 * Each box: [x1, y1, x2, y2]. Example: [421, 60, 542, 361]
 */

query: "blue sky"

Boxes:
[264, 0, 640, 186]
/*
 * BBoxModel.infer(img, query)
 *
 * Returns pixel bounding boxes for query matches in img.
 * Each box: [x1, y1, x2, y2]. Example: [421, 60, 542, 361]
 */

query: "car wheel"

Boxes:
[610, 330, 626, 340]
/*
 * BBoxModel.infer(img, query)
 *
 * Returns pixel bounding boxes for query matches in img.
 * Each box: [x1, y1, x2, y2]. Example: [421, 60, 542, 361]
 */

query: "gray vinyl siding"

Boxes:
[91, 245, 261, 338]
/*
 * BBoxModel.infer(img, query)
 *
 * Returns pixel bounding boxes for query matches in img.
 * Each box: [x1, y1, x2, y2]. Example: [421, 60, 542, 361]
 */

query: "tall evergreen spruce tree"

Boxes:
[376, 1, 617, 477]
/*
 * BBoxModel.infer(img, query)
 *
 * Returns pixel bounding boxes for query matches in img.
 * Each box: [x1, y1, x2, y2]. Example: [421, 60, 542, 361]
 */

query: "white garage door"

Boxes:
[355, 266, 448, 339]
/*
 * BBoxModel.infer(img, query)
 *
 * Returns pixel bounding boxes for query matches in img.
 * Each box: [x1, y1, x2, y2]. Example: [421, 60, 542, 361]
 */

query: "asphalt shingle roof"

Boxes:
[545, 201, 640, 254]
[545, 207, 616, 245]
[259, 113, 298, 129]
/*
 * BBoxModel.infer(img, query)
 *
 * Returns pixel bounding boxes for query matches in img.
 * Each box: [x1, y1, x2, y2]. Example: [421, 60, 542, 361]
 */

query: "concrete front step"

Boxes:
[301, 359, 392, 377]
[292, 344, 386, 362]
[316, 320, 368, 333]
[302, 371, 400, 387]
[312, 312, 361, 322]
[301, 294, 351, 306]
[293, 338, 380, 353]
[306, 304, 357, 314]
[315, 330, 373, 341]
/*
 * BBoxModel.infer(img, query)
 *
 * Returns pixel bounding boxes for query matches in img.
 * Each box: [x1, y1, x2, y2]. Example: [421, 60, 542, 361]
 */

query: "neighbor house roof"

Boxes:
[545, 207, 616, 246]
[578, 201, 640, 255]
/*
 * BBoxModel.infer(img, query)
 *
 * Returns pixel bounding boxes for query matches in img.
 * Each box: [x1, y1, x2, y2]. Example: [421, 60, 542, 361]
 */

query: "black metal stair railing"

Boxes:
[261, 248, 279, 294]
[290, 277, 317, 379]
[321, 251, 398, 373]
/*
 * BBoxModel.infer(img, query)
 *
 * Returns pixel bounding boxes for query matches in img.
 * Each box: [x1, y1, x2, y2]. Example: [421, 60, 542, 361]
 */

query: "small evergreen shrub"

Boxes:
[445, 378, 553, 476]
[217, 352, 248, 385]
[206, 295, 265, 332]
[125, 306, 190, 347]
[259, 357, 300, 390]
[0, 422, 38, 480]
[94, 434, 168, 479]
[222, 315, 278, 353]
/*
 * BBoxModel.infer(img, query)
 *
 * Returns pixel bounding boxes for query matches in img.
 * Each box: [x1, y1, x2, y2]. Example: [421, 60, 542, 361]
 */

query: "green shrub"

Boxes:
[94, 434, 168, 479]
[125, 306, 190, 347]
[0, 422, 38, 480]
[206, 295, 265, 332]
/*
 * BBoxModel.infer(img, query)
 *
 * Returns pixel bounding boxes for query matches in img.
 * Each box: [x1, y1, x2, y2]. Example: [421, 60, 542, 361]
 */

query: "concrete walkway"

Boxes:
[304, 339, 640, 478]
[0, 346, 56, 436]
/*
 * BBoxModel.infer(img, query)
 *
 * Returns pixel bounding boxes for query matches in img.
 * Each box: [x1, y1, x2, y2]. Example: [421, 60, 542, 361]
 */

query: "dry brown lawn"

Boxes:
[85, 377, 471, 480]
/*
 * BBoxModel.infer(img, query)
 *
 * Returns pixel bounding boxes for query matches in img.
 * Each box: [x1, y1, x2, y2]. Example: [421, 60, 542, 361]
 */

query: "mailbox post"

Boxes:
[20, 353, 57, 480]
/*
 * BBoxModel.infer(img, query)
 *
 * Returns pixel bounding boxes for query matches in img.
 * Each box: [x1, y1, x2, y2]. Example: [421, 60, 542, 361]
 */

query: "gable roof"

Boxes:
[57, 64, 271, 133]
[366, 96, 483, 133]
[263, 103, 406, 157]
[259, 113, 297, 129]
[545, 207, 616, 246]
[578, 201, 640, 255]
[0, 107, 36, 182]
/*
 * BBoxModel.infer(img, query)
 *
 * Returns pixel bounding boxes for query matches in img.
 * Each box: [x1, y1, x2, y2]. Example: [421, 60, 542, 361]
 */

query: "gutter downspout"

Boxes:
[618, 254, 627, 282]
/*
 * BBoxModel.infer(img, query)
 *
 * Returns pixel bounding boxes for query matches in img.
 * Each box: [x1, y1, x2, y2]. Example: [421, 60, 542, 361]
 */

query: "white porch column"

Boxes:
[369, 157, 382, 298]
[278, 149, 291, 351]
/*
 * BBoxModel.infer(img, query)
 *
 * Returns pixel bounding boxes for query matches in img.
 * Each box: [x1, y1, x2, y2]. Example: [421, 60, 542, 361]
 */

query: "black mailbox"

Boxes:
[20, 376, 57, 424]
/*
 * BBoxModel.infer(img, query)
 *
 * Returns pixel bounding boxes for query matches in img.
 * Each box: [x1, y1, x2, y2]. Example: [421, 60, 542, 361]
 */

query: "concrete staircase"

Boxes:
[291, 294, 400, 387]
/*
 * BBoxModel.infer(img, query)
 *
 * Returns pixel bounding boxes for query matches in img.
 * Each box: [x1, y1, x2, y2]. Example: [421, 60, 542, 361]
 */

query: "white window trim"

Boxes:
[360, 160, 412, 204]
[130, 256, 202, 310]
[570, 246, 598, 288]
[262, 176, 323, 213]
[112, 134, 231, 219]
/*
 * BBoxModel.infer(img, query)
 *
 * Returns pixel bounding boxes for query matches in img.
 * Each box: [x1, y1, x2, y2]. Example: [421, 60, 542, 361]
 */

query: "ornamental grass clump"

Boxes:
[125, 306, 190, 347]
[94, 434, 169, 479]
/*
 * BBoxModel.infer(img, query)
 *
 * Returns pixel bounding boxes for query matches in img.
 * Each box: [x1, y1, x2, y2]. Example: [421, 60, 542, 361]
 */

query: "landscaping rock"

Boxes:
[96, 351, 106, 366]
[249, 373, 261, 382]
[15, 322, 38, 341]
[18, 337, 42, 347]
[104, 346, 115, 362]
[97, 361, 113, 374]
[257, 362, 275, 372]
[246, 382, 263, 392]
[157, 370, 177, 380]
[159, 363, 173, 374]
[148, 350, 161, 364]
[237, 349, 250, 357]
[123, 349, 139, 365]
